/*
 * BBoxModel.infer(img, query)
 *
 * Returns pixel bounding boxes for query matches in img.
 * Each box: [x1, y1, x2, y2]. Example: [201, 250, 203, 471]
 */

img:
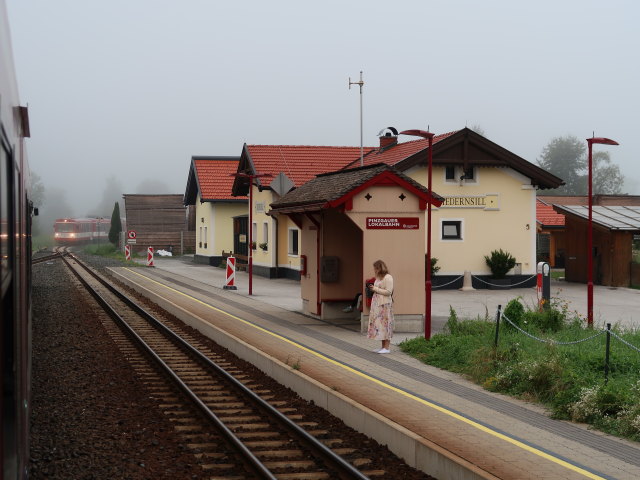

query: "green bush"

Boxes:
[484, 249, 516, 279]
[503, 298, 525, 329]
[400, 304, 640, 442]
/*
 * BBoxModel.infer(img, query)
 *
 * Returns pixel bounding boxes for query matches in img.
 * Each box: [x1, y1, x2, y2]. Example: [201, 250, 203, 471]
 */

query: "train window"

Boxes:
[1, 145, 11, 292]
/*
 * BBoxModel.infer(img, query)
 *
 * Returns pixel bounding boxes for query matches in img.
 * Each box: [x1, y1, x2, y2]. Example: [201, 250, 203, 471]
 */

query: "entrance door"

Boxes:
[233, 215, 248, 262]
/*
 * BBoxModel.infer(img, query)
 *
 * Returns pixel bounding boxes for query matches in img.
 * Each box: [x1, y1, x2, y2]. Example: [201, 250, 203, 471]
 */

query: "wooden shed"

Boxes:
[123, 194, 196, 254]
[553, 205, 640, 287]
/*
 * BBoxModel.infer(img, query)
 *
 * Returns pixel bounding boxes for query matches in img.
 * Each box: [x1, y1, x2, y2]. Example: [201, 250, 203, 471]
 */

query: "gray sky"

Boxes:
[7, 0, 640, 216]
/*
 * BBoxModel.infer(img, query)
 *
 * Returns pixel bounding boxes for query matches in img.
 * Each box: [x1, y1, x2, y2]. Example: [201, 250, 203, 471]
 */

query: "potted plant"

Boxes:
[484, 249, 516, 288]
[259, 242, 268, 251]
[250, 241, 256, 250]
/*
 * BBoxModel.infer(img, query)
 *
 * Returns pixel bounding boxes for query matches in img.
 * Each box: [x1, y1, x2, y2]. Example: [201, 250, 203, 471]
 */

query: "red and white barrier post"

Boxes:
[223, 256, 237, 290]
[124, 245, 131, 261]
[147, 246, 154, 267]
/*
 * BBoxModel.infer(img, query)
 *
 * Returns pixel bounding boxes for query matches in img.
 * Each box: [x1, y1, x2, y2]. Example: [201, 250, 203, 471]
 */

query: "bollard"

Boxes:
[147, 246, 154, 267]
[537, 261, 550, 310]
[460, 270, 475, 291]
[124, 245, 131, 261]
[604, 323, 611, 384]
[223, 256, 238, 290]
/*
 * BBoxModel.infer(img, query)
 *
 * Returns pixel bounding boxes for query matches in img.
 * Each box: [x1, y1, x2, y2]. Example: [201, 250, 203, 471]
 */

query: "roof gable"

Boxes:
[184, 156, 246, 205]
[232, 144, 375, 196]
[270, 163, 443, 214]
[342, 128, 563, 190]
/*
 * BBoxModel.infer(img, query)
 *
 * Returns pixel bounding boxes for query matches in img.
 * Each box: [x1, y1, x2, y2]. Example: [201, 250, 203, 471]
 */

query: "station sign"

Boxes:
[366, 217, 419, 230]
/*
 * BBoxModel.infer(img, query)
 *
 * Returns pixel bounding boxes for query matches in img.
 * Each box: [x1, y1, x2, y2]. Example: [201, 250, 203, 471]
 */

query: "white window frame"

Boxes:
[440, 219, 464, 241]
[288, 228, 299, 256]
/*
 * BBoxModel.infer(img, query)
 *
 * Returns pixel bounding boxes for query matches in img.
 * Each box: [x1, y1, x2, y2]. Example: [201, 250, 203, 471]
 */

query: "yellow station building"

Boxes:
[185, 128, 563, 288]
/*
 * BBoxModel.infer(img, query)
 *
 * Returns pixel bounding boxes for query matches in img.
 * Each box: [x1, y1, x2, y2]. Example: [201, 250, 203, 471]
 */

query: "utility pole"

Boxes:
[349, 71, 364, 166]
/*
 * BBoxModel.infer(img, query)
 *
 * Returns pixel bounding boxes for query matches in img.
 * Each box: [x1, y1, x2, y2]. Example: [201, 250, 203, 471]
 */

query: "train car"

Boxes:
[53, 217, 110, 244]
[1, 1, 34, 479]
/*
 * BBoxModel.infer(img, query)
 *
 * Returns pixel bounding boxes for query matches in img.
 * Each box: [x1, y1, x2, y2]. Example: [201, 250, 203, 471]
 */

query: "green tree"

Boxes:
[592, 151, 624, 195]
[538, 135, 625, 195]
[537, 135, 586, 194]
[108, 201, 122, 245]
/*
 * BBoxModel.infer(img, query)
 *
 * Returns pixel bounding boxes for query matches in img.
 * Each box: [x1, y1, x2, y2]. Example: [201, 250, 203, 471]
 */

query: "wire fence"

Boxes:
[472, 274, 537, 288]
[494, 306, 640, 384]
[432, 274, 464, 289]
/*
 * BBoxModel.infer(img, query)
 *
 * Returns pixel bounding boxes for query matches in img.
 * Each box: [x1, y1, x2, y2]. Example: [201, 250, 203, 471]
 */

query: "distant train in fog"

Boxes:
[53, 217, 111, 244]
[1, 0, 34, 478]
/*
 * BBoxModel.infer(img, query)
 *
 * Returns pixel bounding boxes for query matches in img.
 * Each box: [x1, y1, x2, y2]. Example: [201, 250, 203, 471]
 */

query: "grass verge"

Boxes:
[400, 300, 640, 441]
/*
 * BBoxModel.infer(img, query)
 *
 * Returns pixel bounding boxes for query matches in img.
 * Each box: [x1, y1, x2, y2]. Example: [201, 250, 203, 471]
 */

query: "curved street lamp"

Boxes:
[399, 129, 434, 340]
[586, 136, 618, 327]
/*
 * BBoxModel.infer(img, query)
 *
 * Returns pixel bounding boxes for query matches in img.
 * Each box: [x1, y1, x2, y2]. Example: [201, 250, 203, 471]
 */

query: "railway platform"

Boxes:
[108, 256, 640, 480]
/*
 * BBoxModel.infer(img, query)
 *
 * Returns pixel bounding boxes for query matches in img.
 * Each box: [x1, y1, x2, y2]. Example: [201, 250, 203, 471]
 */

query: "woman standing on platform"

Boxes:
[367, 259, 394, 354]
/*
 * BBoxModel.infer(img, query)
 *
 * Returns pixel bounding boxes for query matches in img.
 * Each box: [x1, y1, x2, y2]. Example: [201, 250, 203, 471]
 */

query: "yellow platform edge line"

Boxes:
[125, 268, 604, 480]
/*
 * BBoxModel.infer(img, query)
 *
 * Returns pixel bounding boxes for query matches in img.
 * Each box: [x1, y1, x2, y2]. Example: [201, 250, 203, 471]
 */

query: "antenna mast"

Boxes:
[349, 71, 364, 166]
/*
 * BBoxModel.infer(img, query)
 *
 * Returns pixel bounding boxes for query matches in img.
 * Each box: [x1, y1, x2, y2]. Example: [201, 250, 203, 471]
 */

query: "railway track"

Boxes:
[32, 246, 68, 264]
[61, 252, 386, 479]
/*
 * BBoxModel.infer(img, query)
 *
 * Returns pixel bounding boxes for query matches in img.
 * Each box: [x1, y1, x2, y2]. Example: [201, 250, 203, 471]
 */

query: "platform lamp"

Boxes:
[586, 136, 619, 327]
[399, 129, 435, 340]
[232, 171, 273, 295]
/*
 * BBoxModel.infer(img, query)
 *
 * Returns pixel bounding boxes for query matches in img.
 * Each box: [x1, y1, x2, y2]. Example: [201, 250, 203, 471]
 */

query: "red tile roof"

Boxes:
[342, 131, 458, 169]
[194, 158, 246, 201]
[536, 198, 564, 227]
[245, 145, 376, 187]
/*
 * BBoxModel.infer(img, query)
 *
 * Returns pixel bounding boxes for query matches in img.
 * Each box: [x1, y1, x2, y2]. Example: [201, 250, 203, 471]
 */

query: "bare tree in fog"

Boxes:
[39, 187, 74, 235]
[30, 171, 46, 235]
[92, 175, 124, 217]
[135, 179, 172, 194]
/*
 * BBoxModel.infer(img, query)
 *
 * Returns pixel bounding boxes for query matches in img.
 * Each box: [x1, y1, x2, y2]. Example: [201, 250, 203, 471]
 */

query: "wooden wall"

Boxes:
[564, 215, 634, 287]
[124, 195, 195, 254]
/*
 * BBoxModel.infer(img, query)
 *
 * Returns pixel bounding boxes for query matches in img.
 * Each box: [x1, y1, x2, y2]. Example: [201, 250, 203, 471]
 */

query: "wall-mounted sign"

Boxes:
[239, 234, 247, 243]
[441, 194, 499, 210]
[366, 217, 419, 230]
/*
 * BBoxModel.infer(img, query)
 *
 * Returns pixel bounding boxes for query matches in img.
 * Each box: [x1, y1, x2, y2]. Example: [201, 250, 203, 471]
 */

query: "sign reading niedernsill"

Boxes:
[366, 217, 419, 229]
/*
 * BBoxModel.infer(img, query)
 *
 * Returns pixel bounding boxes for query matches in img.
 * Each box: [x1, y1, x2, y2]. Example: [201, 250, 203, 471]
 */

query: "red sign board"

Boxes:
[127, 230, 137, 239]
[366, 217, 420, 230]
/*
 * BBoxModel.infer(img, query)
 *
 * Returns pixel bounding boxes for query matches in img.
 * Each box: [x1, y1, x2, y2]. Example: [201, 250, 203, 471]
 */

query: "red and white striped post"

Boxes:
[223, 256, 237, 290]
[124, 245, 131, 261]
[147, 246, 154, 267]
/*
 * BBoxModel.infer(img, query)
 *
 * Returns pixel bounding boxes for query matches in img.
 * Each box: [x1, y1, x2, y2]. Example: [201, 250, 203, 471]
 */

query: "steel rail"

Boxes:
[66, 252, 369, 480]
[61, 254, 277, 479]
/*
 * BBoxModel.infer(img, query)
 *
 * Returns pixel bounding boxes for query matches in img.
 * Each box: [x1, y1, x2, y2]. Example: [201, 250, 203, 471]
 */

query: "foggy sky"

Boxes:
[7, 0, 640, 217]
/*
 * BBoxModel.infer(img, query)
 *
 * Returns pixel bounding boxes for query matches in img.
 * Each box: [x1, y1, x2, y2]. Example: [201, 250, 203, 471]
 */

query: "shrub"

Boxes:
[484, 249, 516, 279]
[503, 298, 525, 329]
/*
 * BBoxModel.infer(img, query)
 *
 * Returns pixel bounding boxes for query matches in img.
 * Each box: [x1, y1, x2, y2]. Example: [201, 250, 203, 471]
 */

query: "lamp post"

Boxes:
[232, 172, 272, 295]
[400, 129, 435, 340]
[586, 136, 618, 327]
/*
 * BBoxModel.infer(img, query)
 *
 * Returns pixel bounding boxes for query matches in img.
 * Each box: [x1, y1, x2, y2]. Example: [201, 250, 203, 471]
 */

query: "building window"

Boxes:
[263, 222, 268, 245]
[252, 222, 257, 246]
[203, 226, 207, 249]
[463, 167, 475, 180]
[288, 228, 299, 255]
[445, 165, 456, 180]
[441, 220, 463, 240]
